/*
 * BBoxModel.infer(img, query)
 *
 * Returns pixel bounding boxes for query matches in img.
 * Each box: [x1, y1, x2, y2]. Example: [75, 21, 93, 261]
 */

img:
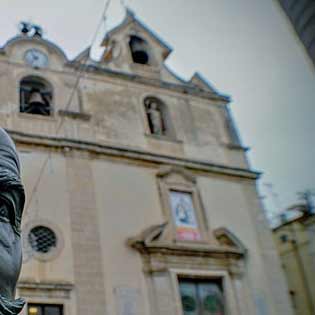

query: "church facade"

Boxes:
[0, 12, 293, 315]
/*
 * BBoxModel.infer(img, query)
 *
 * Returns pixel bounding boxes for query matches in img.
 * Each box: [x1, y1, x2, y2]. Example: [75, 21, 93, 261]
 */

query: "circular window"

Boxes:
[28, 226, 57, 254]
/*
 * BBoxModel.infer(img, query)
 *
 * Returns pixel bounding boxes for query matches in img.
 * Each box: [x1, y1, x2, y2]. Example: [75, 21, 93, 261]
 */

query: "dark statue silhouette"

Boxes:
[0, 128, 25, 315]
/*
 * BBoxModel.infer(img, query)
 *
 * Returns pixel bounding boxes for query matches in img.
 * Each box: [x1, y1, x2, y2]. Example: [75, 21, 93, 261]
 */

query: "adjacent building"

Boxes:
[273, 209, 315, 315]
[0, 11, 293, 315]
[276, 0, 315, 66]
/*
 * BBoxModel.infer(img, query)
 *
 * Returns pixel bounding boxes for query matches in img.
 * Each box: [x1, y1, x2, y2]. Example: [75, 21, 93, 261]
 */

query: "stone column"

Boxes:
[66, 150, 106, 315]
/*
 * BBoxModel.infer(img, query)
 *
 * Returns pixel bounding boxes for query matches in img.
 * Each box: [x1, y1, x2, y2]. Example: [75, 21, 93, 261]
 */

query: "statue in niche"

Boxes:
[0, 128, 25, 315]
[146, 100, 165, 136]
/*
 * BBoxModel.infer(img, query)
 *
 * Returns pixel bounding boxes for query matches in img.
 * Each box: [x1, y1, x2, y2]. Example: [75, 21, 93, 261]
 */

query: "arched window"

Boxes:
[129, 35, 150, 65]
[20, 76, 52, 116]
[144, 97, 173, 137]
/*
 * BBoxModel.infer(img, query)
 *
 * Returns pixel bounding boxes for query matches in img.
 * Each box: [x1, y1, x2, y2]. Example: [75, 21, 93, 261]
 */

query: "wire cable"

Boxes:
[24, 0, 112, 215]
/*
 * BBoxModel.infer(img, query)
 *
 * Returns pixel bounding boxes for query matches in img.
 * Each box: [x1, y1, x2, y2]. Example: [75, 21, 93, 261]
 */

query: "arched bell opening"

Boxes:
[129, 35, 151, 65]
[20, 76, 53, 116]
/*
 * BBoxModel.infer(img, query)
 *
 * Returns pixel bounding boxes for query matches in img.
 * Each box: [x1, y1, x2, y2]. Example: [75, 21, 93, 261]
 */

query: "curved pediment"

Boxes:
[1, 35, 68, 70]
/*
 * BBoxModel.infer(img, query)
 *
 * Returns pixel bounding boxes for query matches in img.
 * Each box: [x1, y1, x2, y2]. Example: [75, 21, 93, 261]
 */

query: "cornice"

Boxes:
[129, 241, 244, 260]
[127, 224, 246, 276]
[127, 223, 246, 260]
[58, 109, 91, 121]
[7, 129, 260, 180]
[66, 63, 230, 103]
[273, 212, 315, 231]
[18, 281, 74, 291]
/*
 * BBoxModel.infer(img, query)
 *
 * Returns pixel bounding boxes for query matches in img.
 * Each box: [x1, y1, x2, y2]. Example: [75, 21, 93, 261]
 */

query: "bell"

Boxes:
[130, 36, 149, 64]
[132, 50, 149, 64]
[131, 39, 144, 52]
[28, 90, 45, 107]
[26, 90, 49, 115]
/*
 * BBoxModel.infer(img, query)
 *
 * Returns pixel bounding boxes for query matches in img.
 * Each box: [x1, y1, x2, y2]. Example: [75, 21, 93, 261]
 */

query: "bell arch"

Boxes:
[19, 75, 53, 116]
[129, 35, 151, 65]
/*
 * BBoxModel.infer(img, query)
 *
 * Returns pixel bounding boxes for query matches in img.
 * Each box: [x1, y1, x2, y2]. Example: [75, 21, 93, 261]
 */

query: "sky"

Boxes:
[1, 0, 314, 222]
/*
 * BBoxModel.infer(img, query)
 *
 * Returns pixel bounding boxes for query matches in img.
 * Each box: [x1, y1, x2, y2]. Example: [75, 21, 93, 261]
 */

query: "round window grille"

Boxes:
[28, 226, 57, 254]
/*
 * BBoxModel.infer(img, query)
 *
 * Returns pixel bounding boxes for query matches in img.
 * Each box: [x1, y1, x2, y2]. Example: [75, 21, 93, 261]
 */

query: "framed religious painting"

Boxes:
[157, 166, 210, 243]
[169, 190, 201, 241]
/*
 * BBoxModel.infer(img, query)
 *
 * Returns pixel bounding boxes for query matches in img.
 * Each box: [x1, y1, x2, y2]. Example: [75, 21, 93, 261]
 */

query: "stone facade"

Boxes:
[0, 11, 293, 315]
[273, 213, 315, 315]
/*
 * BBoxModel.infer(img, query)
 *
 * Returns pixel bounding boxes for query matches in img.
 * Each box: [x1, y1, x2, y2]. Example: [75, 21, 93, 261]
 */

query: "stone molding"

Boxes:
[17, 281, 73, 299]
[128, 224, 246, 315]
[214, 227, 248, 255]
[7, 129, 260, 180]
[67, 63, 230, 102]
[18, 282, 73, 291]
[129, 240, 244, 260]
[127, 223, 246, 275]
[156, 166, 212, 243]
[127, 223, 245, 258]
[156, 165, 197, 183]
[58, 110, 91, 121]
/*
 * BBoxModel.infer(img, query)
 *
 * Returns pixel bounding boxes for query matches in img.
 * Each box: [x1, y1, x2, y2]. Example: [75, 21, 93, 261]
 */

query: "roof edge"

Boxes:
[1, 35, 68, 62]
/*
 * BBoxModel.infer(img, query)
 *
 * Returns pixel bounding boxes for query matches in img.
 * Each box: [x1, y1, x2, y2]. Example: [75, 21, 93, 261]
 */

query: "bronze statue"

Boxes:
[0, 128, 25, 315]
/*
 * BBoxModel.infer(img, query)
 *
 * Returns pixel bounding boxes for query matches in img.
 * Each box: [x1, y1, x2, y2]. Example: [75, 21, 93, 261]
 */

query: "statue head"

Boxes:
[0, 128, 25, 315]
[150, 101, 158, 110]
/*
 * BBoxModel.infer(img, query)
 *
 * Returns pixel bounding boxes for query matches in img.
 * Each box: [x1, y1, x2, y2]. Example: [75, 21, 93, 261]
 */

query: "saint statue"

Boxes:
[147, 102, 164, 135]
[0, 128, 25, 315]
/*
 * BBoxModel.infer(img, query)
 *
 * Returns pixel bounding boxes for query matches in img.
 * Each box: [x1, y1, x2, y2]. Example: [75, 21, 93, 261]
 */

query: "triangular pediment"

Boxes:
[189, 72, 219, 93]
[95, 11, 212, 85]
[102, 9, 172, 60]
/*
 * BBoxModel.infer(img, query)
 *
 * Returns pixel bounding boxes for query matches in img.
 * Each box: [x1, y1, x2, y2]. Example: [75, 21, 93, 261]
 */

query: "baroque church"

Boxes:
[0, 10, 293, 315]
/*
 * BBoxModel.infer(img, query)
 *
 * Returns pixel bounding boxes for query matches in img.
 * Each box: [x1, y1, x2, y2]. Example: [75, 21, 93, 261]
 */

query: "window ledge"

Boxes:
[130, 63, 160, 79]
[58, 110, 91, 121]
[18, 112, 57, 121]
[145, 133, 182, 144]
